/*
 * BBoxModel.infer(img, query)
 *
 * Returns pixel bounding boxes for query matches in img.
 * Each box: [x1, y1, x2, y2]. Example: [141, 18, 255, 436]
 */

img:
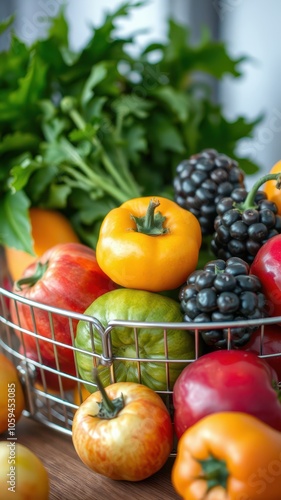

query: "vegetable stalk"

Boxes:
[61, 97, 141, 199]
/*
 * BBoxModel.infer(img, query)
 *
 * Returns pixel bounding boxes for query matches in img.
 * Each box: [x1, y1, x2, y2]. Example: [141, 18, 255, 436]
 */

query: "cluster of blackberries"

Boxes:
[173, 148, 281, 264]
[173, 149, 245, 236]
[179, 257, 267, 348]
[211, 188, 281, 263]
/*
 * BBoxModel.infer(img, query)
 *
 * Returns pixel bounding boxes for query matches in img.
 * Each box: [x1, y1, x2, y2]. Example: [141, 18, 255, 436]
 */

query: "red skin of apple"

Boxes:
[173, 349, 281, 439]
[10, 242, 117, 374]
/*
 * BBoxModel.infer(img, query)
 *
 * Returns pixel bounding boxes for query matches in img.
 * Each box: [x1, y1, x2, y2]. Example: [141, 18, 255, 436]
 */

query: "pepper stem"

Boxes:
[237, 172, 281, 211]
[15, 261, 49, 291]
[198, 456, 229, 491]
[131, 198, 169, 235]
[272, 380, 281, 403]
[92, 368, 124, 419]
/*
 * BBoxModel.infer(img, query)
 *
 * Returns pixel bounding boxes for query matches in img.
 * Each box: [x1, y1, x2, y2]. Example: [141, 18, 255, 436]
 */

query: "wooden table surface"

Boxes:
[13, 416, 180, 500]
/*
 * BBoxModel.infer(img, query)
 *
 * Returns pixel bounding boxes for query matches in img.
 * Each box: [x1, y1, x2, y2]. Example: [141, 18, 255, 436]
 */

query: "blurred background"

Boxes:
[1, 0, 281, 182]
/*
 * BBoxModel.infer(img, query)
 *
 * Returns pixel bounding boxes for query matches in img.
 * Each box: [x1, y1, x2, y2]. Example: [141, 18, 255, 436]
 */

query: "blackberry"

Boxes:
[179, 257, 267, 348]
[211, 173, 281, 264]
[173, 149, 245, 236]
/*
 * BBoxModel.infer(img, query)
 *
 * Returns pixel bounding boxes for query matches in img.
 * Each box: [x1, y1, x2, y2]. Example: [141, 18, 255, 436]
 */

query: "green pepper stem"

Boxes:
[15, 261, 48, 291]
[272, 380, 281, 403]
[198, 456, 229, 492]
[92, 368, 124, 419]
[239, 173, 281, 211]
[131, 198, 169, 235]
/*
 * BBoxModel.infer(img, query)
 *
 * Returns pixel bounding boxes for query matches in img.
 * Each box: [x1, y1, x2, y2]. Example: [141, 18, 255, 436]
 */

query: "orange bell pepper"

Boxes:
[172, 411, 281, 500]
[96, 196, 202, 292]
[263, 160, 281, 214]
[5, 207, 79, 281]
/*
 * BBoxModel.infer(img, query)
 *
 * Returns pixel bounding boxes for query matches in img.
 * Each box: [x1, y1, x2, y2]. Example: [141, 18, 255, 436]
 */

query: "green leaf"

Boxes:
[0, 132, 39, 155]
[81, 62, 109, 108]
[148, 114, 185, 153]
[45, 183, 71, 208]
[0, 15, 15, 35]
[151, 86, 189, 122]
[9, 157, 42, 192]
[122, 124, 147, 163]
[42, 117, 68, 142]
[113, 94, 153, 120]
[0, 191, 33, 253]
[47, 8, 68, 46]
[68, 123, 100, 143]
[25, 164, 59, 204]
[9, 53, 47, 106]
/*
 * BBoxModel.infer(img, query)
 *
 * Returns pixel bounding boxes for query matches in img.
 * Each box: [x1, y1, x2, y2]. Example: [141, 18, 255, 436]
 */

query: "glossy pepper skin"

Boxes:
[96, 196, 202, 292]
[172, 411, 281, 500]
[250, 234, 281, 318]
[173, 350, 281, 438]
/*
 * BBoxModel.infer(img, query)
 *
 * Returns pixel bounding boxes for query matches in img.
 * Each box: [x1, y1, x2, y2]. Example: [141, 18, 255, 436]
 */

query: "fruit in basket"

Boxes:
[73, 384, 91, 406]
[173, 148, 245, 236]
[263, 160, 281, 213]
[211, 172, 281, 263]
[173, 350, 281, 439]
[179, 256, 267, 348]
[0, 353, 25, 434]
[96, 196, 202, 292]
[72, 372, 173, 481]
[10, 242, 117, 382]
[18, 345, 77, 392]
[75, 288, 197, 392]
[172, 411, 281, 500]
[0, 441, 49, 499]
[4, 208, 80, 282]
[240, 324, 281, 381]
[250, 234, 281, 318]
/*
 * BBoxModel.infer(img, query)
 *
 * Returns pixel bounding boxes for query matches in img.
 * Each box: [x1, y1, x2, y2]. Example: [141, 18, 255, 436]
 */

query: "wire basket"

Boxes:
[1, 247, 281, 455]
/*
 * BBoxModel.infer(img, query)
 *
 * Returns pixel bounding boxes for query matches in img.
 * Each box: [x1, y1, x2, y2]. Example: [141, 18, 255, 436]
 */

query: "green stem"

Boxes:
[92, 368, 124, 419]
[15, 262, 48, 291]
[60, 137, 128, 204]
[131, 198, 169, 235]
[61, 97, 140, 198]
[198, 456, 229, 492]
[115, 147, 143, 196]
[272, 380, 281, 403]
[238, 173, 281, 211]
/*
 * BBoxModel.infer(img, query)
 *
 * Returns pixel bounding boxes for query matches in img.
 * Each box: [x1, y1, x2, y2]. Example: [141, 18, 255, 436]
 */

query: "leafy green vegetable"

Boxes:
[0, 1, 261, 252]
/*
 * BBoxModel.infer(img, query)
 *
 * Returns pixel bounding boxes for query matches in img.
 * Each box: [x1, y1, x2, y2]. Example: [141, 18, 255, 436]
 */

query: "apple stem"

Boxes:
[92, 368, 124, 419]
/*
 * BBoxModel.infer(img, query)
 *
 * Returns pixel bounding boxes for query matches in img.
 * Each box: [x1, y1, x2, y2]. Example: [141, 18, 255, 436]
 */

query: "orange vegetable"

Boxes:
[172, 411, 281, 500]
[96, 196, 202, 292]
[73, 384, 91, 406]
[263, 160, 281, 213]
[0, 353, 25, 434]
[4, 207, 79, 281]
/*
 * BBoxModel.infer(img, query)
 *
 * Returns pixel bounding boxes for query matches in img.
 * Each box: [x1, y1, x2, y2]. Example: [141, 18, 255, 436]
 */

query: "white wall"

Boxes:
[219, 0, 281, 179]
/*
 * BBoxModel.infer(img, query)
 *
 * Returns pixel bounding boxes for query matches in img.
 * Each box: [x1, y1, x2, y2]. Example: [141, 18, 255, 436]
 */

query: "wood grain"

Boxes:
[11, 416, 179, 500]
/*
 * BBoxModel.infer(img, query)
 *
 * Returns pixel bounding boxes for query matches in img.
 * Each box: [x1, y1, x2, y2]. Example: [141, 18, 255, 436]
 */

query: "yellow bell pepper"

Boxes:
[96, 196, 202, 292]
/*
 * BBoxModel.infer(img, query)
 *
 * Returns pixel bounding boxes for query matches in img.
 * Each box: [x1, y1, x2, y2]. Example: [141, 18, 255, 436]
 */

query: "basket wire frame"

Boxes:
[1, 248, 281, 454]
